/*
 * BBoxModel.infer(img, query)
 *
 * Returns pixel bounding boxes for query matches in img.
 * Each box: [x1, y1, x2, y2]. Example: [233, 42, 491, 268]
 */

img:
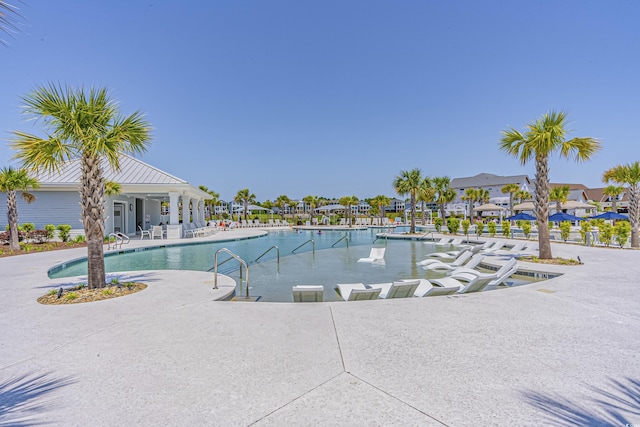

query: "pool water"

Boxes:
[48, 228, 538, 302]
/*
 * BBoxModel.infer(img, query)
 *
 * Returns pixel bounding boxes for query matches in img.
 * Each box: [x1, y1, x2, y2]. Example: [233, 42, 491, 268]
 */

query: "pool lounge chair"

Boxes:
[336, 283, 382, 301]
[449, 258, 518, 282]
[292, 285, 324, 302]
[373, 280, 420, 299]
[489, 241, 526, 255]
[421, 250, 473, 270]
[425, 252, 485, 272]
[357, 247, 386, 263]
[420, 247, 471, 262]
[481, 240, 506, 253]
[412, 277, 463, 296]
[430, 274, 494, 294]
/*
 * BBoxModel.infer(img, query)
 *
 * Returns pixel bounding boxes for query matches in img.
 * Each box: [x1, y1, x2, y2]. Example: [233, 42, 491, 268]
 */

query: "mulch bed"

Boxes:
[38, 282, 147, 305]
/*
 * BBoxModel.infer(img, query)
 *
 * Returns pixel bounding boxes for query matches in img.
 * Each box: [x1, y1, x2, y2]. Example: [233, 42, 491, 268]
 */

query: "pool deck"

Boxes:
[1, 229, 639, 426]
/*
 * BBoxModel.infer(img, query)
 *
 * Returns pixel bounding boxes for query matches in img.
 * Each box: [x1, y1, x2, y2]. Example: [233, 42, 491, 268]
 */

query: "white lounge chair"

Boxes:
[420, 248, 470, 262]
[423, 251, 477, 272]
[357, 247, 386, 263]
[490, 241, 526, 255]
[413, 278, 462, 296]
[422, 252, 484, 274]
[449, 258, 518, 288]
[292, 285, 324, 302]
[336, 283, 382, 301]
[434, 237, 452, 246]
[481, 240, 506, 253]
[431, 274, 494, 294]
[374, 280, 420, 299]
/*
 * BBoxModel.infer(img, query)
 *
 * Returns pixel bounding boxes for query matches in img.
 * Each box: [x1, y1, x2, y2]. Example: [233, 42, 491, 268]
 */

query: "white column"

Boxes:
[198, 200, 205, 223]
[182, 196, 191, 224]
[169, 192, 180, 225]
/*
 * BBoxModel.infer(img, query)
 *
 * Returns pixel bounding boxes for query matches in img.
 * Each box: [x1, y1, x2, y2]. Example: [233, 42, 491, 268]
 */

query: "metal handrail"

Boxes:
[206, 255, 235, 272]
[255, 245, 280, 264]
[331, 235, 349, 248]
[291, 239, 315, 254]
[213, 248, 250, 299]
[107, 232, 130, 250]
[419, 231, 434, 241]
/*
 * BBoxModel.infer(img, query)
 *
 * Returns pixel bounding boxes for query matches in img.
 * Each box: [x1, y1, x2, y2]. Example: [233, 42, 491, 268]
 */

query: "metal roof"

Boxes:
[34, 153, 186, 185]
[450, 173, 530, 189]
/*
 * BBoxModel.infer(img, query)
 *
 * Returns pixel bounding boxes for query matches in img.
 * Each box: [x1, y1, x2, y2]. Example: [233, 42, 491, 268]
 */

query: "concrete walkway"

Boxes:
[1, 231, 639, 426]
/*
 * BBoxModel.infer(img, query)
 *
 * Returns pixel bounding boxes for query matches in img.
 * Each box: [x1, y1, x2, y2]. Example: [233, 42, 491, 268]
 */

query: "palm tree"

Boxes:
[461, 188, 479, 221]
[302, 195, 320, 222]
[234, 188, 256, 222]
[515, 189, 531, 204]
[274, 194, 291, 219]
[417, 177, 435, 225]
[0, 167, 39, 251]
[603, 184, 624, 212]
[603, 162, 640, 248]
[433, 176, 457, 224]
[0, 1, 20, 45]
[338, 195, 358, 227]
[549, 185, 570, 213]
[12, 84, 151, 288]
[393, 168, 423, 233]
[501, 183, 520, 216]
[370, 194, 391, 224]
[500, 111, 600, 259]
[199, 185, 219, 220]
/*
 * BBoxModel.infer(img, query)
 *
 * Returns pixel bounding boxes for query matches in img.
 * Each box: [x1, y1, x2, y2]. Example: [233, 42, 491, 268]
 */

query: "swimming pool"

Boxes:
[48, 228, 539, 302]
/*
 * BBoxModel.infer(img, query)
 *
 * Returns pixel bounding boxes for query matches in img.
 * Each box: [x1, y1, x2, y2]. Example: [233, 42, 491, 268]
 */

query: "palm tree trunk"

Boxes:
[629, 184, 639, 248]
[439, 203, 446, 227]
[535, 155, 552, 259]
[81, 154, 107, 289]
[468, 198, 475, 222]
[7, 189, 20, 251]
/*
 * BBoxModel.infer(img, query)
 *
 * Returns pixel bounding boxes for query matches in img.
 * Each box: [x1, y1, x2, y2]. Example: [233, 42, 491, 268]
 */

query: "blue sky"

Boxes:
[1, 1, 638, 201]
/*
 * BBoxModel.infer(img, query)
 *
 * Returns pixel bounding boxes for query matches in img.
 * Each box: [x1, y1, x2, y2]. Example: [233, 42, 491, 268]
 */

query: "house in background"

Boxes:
[449, 173, 531, 216]
[0, 154, 211, 238]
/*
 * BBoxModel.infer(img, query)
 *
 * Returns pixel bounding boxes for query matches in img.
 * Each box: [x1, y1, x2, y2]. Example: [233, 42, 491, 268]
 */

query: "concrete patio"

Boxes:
[1, 230, 639, 426]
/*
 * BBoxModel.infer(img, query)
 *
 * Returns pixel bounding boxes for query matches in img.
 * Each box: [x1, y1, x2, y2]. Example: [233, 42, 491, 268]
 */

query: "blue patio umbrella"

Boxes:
[548, 212, 583, 222]
[505, 212, 536, 221]
[590, 211, 629, 220]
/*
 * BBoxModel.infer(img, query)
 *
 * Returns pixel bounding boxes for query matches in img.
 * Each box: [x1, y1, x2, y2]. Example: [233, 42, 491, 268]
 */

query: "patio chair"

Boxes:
[138, 225, 151, 240]
[422, 250, 474, 271]
[292, 285, 324, 302]
[151, 225, 164, 240]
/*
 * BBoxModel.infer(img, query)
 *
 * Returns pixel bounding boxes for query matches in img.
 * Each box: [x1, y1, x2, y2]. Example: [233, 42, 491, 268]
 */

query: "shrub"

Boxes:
[579, 221, 592, 245]
[597, 222, 613, 247]
[487, 221, 497, 237]
[65, 291, 78, 301]
[461, 219, 471, 236]
[433, 217, 443, 233]
[21, 223, 36, 232]
[447, 217, 460, 234]
[44, 224, 56, 240]
[521, 221, 532, 239]
[475, 221, 484, 238]
[57, 224, 72, 242]
[559, 221, 571, 242]
[614, 221, 631, 248]
[501, 221, 511, 238]
[73, 235, 86, 243]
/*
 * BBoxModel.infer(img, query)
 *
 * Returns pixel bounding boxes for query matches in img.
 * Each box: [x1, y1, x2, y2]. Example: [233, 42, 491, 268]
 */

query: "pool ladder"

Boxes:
[107, 232, 130, 250]
[213, 248, 250, 299]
